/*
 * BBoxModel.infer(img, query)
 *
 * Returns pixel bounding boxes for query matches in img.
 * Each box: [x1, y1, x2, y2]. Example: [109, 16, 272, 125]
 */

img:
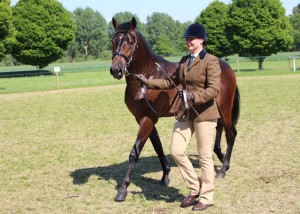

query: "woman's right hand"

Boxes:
[134, 74, 149, 86]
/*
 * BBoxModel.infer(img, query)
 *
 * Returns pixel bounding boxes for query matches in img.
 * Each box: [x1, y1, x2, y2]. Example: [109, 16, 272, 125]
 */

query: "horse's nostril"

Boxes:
[110, 67, 113, 75]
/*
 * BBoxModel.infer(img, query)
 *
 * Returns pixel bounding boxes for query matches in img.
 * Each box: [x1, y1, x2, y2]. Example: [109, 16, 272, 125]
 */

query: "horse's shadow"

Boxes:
[70, 154, 222, 202]
[69, 154, 201, 202]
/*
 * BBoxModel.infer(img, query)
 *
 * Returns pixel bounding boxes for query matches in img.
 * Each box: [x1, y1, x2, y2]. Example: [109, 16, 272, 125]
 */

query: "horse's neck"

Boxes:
[131, 47, 156, 73]
[129, 34, 177, 78]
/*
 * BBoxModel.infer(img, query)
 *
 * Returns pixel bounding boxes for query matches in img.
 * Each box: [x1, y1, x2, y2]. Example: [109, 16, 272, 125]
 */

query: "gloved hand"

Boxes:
[186, 92, 194, 102]
[177, 91, 194, 121]
[134, 74, 149, 86]
[180, 91, 194, 103]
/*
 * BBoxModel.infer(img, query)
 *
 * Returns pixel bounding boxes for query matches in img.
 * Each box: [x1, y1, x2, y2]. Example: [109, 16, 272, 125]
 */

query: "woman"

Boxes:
[135, 23, 221, 211]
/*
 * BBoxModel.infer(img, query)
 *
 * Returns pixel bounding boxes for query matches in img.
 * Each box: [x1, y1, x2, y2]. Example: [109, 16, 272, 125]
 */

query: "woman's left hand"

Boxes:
[186, 92, 194, 102]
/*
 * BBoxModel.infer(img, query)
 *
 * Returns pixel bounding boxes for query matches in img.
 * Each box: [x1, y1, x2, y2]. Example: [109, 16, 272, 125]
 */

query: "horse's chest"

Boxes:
[124, 87, 142, 111]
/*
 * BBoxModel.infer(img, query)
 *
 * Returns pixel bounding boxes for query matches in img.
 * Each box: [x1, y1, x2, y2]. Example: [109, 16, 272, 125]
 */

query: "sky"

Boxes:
[10, 0, 299, 23]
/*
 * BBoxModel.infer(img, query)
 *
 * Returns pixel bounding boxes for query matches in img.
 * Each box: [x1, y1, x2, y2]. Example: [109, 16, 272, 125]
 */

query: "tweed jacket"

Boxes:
[148, 49, 221, 122]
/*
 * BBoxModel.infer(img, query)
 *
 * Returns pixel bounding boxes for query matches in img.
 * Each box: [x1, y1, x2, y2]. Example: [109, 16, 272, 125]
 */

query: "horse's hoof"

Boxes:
[216, 172, 226, 179]
[115, 191, 127, 202]
[160, 177, 170, 186]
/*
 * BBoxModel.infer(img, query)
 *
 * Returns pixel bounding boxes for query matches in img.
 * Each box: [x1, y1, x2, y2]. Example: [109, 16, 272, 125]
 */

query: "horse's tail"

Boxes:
[232, 85, 240, 126]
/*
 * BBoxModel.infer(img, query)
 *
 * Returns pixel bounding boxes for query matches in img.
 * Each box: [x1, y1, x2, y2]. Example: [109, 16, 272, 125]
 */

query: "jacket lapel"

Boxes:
[187, 55, 200, 71]
[187, 49, 207, 71]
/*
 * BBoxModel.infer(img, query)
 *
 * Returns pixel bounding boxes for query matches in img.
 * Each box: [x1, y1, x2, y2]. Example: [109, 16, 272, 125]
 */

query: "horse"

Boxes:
[110, 17, 240, 202]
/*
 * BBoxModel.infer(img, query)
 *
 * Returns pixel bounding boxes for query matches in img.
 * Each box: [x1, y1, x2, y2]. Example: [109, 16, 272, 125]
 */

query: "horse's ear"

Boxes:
[131, 17, 137, 30]
[112, 17, 118, 29]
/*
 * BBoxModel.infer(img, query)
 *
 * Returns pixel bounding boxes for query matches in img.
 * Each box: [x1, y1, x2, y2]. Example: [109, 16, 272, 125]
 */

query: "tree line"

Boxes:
[0, 0, 299, 69]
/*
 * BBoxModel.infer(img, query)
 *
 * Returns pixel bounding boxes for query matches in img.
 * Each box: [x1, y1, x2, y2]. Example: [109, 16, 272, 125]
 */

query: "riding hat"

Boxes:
[182, 23, 207, 40]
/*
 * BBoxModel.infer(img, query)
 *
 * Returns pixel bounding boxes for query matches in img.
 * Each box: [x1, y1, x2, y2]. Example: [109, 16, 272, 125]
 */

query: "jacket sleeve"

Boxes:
[193, 56, 221, 105]
[147, 79, 174, 89]
[147, 67, 180, 89]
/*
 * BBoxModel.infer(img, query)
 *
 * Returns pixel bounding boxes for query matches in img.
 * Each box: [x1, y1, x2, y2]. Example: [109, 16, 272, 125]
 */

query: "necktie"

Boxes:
[188, 55, 195, 67]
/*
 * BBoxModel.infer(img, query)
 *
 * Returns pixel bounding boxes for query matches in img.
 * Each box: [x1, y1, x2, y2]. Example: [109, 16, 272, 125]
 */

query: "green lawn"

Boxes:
[0, 73, 299, 213]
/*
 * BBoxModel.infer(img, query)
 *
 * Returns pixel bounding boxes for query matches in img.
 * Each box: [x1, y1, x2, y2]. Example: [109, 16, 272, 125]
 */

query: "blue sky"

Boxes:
[11, 0, 298, 23]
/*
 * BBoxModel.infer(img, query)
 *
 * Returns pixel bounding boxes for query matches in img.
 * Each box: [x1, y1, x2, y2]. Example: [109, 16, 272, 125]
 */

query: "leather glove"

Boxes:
[180, 91, 194, 102]
[134, 74, 149, 86]
[186, 92, 194, 102]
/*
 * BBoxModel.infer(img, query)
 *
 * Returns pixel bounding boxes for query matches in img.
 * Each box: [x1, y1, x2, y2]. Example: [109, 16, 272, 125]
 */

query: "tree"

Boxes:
[289, 4, 300, 51]
[146, 12, 180, 56]
[66, 40, 78, 62]
[226, 0, 293, 69]
[11, 0, 75, 69]
[153, 34, 174, 57]
[73, 7, 108, 60]
[195, 0, 232, 58]
[0, 0, 14, 60]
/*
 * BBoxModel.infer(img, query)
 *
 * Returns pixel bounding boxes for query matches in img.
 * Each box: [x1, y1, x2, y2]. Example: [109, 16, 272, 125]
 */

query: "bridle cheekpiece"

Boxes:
[112, 30, 137, 76]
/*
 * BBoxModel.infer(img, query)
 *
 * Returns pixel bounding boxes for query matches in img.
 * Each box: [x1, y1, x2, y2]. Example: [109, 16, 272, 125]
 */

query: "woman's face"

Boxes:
[185, 37, 204, 54]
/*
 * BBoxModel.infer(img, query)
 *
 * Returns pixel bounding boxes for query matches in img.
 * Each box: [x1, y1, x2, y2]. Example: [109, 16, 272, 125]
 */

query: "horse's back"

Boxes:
[219, 59, 236, 85]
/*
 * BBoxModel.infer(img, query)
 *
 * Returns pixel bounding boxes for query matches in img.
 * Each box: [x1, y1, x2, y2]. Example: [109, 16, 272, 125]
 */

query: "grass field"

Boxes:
[0, 72, 299, 213]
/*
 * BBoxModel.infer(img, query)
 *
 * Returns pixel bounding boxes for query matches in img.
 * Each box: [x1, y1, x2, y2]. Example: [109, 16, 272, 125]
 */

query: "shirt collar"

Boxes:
[190, 51, 200, 59]
[190, 49, 206, 59]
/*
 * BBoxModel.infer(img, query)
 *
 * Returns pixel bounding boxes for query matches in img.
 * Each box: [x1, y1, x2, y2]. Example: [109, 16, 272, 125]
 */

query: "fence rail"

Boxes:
[225, 55, 300, 73]
[0, 55, 299, 94]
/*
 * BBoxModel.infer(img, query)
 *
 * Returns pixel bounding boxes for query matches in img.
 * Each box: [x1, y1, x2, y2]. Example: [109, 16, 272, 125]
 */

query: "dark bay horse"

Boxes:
[110, 17, 240, 202]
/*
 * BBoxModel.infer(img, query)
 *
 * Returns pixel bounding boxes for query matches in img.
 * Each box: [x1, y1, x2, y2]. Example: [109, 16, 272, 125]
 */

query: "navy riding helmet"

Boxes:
[182, 23, 207, 41]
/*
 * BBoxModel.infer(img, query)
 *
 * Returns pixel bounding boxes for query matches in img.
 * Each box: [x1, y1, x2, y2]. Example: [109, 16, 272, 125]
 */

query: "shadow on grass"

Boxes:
[70, 155, 200, 203]
[70, 154, 223, 203]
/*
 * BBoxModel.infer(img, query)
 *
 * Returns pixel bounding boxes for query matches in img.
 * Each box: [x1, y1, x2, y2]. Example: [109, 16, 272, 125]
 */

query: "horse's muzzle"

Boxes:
[110, 66, 123, 80]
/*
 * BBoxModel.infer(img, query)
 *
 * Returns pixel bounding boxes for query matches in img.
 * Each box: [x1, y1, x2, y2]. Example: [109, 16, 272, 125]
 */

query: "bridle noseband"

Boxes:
[112, 30, 137, 76]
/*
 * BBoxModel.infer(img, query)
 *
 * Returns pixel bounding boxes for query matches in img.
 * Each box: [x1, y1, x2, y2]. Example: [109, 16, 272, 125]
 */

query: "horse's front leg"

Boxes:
[115, 117, 153, 202]
[149, 126, 170, 186]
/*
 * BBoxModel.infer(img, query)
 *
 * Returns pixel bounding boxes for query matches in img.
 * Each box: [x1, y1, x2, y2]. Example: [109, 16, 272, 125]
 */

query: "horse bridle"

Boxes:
[112, 30, 137, 76]
[112, 29, 190, 121]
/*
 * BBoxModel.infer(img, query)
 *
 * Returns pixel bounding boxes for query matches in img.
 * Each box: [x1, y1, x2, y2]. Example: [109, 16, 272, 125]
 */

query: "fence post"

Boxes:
[54, 67, 60, 87]
[237, 55, 240, 73]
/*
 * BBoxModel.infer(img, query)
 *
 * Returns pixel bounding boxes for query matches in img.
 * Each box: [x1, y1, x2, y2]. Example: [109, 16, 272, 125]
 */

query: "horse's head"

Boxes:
[110, 17, 138, 79]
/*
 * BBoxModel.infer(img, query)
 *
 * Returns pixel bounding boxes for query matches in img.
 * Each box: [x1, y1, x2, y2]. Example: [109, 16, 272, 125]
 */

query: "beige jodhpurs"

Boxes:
[170, 119, 217, 205]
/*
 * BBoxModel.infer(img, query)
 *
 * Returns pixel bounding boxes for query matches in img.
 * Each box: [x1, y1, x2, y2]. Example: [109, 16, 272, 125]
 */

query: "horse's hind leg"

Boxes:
[216, 123, 237, 179]
[149, 126, 170, 186]
[214, 119, 225, 163]
[216, 85, 240, 179]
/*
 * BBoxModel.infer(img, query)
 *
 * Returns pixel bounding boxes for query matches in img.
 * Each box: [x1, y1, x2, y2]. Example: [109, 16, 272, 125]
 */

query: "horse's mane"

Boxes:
[115, 21, 157, 59]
